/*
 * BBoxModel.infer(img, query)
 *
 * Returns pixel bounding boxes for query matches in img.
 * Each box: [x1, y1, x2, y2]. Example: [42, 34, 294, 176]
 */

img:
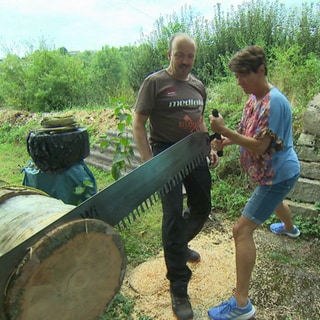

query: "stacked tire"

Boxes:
[27, 128, 90, 172]
[24, 118, 96, 205]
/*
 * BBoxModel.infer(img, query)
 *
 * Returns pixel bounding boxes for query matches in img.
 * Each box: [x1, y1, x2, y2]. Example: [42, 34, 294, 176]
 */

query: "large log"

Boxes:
[0, 186, 126, 320]
[0, 186, 75, 256]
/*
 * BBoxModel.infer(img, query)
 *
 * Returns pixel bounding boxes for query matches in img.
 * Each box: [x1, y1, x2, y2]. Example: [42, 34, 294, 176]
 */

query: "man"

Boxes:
[133, 33, 218, 320]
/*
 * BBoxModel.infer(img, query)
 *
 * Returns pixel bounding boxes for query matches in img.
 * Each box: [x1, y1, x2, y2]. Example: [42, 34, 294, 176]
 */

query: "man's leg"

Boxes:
[161, 182, 191, 295]
[183, 160, 212, 242]
[161, 183, 193, 320]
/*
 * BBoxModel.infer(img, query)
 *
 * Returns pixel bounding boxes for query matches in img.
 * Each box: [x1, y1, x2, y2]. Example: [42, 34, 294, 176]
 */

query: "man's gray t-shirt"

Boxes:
[134, 69, 206, 144]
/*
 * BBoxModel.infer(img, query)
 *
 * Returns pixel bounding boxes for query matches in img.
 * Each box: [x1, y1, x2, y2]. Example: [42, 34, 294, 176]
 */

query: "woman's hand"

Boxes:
[209, 114, 226, 134]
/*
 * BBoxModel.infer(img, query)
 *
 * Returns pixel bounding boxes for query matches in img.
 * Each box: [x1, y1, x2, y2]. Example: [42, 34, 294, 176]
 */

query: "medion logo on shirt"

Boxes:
[169, 99, 202, 108]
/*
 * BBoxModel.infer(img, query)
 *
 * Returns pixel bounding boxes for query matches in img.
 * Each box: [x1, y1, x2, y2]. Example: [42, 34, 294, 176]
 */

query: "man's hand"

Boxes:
[208, 149, 219, 168]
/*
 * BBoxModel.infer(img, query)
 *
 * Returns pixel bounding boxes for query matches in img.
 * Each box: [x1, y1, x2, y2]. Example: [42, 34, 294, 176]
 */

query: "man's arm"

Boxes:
[132, 111, 152, 162]
[197, 115, 208, 133]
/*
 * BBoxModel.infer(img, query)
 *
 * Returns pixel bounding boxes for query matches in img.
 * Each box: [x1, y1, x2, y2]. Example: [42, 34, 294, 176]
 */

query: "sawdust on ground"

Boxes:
[121, 218, 237, 320]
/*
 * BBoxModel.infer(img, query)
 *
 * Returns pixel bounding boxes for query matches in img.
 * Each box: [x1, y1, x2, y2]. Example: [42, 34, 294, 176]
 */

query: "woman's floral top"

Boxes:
[238, 87, 300, 185]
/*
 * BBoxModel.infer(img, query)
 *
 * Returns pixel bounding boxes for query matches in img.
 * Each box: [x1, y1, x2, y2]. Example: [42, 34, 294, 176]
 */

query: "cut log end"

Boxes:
[4, 219, 126, 320]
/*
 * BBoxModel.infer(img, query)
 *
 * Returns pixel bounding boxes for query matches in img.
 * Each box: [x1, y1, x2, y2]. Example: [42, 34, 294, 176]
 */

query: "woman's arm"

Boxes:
[209, 115, 272, 155]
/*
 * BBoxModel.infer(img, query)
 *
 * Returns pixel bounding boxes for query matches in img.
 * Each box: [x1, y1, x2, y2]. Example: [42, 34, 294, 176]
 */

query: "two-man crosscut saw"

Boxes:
[0, 132, 211, 319]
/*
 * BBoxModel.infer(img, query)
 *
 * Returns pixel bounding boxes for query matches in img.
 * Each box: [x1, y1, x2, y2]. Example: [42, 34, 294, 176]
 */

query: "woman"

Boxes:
[207, 45, 300, 320]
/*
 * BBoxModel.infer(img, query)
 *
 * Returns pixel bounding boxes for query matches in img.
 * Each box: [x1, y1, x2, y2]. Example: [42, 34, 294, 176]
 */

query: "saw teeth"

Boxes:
[120, 219, 127, 229]
[140, 203, 146, 213]
[131, 211, 137, 220]
[169, 179, 175, 188]
[172, 176, 180, 186]
[115, 142, 209, 229]
[127, 212, 137, 224]
[147, 196, 156, 206]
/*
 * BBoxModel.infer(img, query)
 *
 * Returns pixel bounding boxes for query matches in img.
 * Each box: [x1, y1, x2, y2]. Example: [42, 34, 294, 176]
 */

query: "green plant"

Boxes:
[294, 214, 320, 238]
[100, 293, 153, 320]
[210, 174, 250, 218]
[266, 204, 320, 239]
[99, 100, 135, 180]
[269, 251, 292, 264]
[87, 165, 113, 191]
[2, 0, 319, 112]
[100, 293, 135, 319]
[209, 141, 251, 218]
[73, 179, 96, 204]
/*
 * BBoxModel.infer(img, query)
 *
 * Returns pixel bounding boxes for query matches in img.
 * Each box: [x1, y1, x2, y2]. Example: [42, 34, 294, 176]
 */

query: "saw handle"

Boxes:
[210, 109, 223, 157]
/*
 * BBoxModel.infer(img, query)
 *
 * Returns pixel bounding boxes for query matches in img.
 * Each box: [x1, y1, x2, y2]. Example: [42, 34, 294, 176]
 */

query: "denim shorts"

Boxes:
[242, 174, 299, 225]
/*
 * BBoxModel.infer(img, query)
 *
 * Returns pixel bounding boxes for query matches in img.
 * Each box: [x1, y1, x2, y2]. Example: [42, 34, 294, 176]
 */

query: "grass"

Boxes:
[101, 293, 153, 320]
[117, 203, 163, 266]
[0, 143, 31, 185]
[88, 165, 114, 191]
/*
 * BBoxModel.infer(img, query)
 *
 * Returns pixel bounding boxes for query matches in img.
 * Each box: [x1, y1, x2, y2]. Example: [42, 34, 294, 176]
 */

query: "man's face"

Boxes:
[168, 39, 196, 80]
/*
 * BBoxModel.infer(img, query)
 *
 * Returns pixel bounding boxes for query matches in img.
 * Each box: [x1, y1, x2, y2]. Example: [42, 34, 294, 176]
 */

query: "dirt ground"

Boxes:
[0, 108, 117, 138]
[2, 109, 320, 320]
[120, 215, 320, 320]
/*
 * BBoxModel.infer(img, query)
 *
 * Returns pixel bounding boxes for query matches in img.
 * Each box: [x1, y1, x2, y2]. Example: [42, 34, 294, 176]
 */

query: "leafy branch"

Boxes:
[100, 100, 135, 180]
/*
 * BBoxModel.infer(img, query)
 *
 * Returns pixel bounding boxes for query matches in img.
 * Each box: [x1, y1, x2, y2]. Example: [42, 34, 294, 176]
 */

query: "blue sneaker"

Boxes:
[208, 297, 255, 320]
[270, 222, 300, 238]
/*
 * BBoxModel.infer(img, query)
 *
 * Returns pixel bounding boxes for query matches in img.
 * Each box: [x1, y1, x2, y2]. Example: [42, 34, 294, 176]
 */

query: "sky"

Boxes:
[0, 0, 314, 58]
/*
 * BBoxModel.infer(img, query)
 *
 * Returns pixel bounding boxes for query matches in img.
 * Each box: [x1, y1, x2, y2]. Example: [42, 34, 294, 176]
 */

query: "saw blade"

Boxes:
[53, 131, 210, 229]
[0, 132, 210, 319]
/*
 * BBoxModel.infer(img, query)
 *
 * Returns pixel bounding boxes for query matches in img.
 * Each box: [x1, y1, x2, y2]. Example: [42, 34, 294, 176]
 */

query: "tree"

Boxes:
[0, 54, 26, 108]
[23, 50, 88, 111]
[87, 46, 126, 103]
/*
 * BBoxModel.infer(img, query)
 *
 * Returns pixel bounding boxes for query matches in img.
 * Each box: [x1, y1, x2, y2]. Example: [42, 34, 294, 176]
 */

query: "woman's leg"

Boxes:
[232, 216, 258, 307]
[274, 201, 295, 230]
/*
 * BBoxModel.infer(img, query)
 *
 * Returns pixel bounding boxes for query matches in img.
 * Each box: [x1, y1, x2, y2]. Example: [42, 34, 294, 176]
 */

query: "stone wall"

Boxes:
[287, 93, 320, 217]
